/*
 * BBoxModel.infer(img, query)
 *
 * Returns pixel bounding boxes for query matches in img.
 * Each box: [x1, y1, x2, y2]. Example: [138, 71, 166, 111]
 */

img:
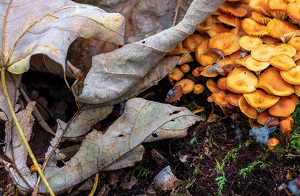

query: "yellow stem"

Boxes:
[89, 173, 99, 196]
[1, 67, 55, 196]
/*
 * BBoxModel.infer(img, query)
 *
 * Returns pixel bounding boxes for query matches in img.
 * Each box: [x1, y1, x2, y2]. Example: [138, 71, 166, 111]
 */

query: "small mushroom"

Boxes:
[251, 11, 272, 25]
[280, 115, 294, 134]
[287, 37, 300, 51]
[280, 66, 300, 85]
[251, 44, 276, 61]
[268, 97, 296, 117]
[267, 18, 298, 39]
[267, 137, 280, 151]
[226, 68, 258, 93]
[179, 64, 190, 73]
[256, 67, 294, 96]
[257, 110, 279, 126]
[239, 96, 258, 119]
[239, 35, 263, 51]
[269, 54, 296, 70]
[244, 56, 270, 71]
[275, 44, 296, 57]
[193, 84, 205, 94]
[241, 18, 269, 37]
[174, 79, 195, 94]
[208, 32, 241, 56]
[266, 0, 288, 20]
[183, 34, 205, 52]
[243, 89, 280, 109]
[167, 67, 184, 81]
[206, 79, 218, 92]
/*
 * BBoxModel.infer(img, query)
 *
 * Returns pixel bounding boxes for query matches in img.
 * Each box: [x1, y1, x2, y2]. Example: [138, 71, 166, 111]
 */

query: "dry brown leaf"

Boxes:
[74, 0, 225, 104]
[4, 98, 201, 194]
[1, 0, 125, 74]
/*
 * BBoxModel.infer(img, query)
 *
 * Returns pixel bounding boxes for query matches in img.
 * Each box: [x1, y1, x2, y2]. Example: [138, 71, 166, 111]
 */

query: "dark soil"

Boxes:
[1, 68, 300, 196]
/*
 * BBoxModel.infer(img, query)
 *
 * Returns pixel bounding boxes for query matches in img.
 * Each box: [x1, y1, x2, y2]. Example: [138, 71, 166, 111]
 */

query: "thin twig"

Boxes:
[19, 86, 55, 135]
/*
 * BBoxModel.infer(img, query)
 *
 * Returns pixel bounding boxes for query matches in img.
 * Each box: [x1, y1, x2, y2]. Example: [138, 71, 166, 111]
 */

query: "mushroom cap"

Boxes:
[206, 23, 232, 37]
[280, 115, 294, 134]
[268, 97, 296, 117]
[256, 67, 294, 96]
[226, 93, 242, 106]
[195, 39, 209, 56]
[201, 64, 219, 77]
[257, 110, 279, 126]
[242, 18, 269, 37]
[275, 44, 296, 57]
[212, 90, 232, 107]
[288, 37, 300, 51]
[219, 1, 248, 17]
[269, 54, 296, 70]
[266, 0, 288, 20]
[239, 35, 263, 51]
[267, 18, 298, 39]
[251, 11, 272, 25]
[180, 64, 190, 73]
[226, 68, 258, 93]
[193, 84, 205, 94]
[183, 34, 205, 52]
[243, 89, 280, 108]
[287, 1, 300, 23]
[167, 67, 184, 81]
[239, 96, 258, 119]
[174, 79, 195, 94]
[251, 44, 276, 61]
[267, 138, 280, 148]
[280, 66, 300, 85]
[196, 51, 219, 66]
[249, 0, 271, 16]
[293, 51, 300, 62]
[286, 94, 299, 105]
[217, 77, 228, 91]
[235, 54, 251, 66]
[249, 118, 262, 128]
[244, 56, 270, 71]
[192, 66, 204, 77]
[179, 54, 194, 65]
[294, 85, 300, 96]
[206, 79, 218, 92]
[208, 32, 241, 56]
[168, 42, 189, 56]
[217, 14, 241, 27]
[261, 35, 280, 44]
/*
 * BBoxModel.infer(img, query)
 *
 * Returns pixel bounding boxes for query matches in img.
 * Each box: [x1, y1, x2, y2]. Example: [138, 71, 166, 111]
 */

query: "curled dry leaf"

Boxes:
[73, 0, 225, 104]
[0, 0, 125, 74]
[3, 98, 202, 194]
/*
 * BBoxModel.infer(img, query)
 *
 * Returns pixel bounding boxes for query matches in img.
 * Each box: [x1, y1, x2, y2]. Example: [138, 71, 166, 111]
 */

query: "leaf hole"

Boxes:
[118, 134, 124, 137]
[142, 41, 146, 44]
[152, 133, 158, 138]
[170, 110, 181, 115]
[56, 160, 65, 168]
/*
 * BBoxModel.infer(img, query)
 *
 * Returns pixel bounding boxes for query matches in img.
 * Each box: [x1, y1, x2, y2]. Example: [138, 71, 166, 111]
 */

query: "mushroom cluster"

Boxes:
[167, 0, 300, 150]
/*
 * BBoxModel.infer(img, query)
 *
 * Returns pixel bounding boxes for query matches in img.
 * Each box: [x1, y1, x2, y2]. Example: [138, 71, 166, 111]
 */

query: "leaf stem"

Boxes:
[1, 67, 55, 196]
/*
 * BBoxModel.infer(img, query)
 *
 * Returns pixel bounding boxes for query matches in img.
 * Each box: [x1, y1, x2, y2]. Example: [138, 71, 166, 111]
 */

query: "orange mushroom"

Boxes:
[280, 115, 294, 134]
[239, 35, 263, 51]
[217, 77, 228, 91]
[206, 79, 218, 92]
[244, 56, 270, 71]
[180, 64, 190, 73]
[267, 138, 280, 151]
[266, 0, 288, 20]
[219, 1, 248, 17]
[251, 44, 276, 61]
[226, 68, 258, 93]
[287, 1, 300, 23]
[267, 18, 298, 39]
[280, 66, 300, 85]
[275, 44, 296, 57]
[243, 89, 280, 109]
[183, 34, 205, 52]
[239, 96, 258, 119]
[241, 18, 269, 37]
[212, 90, 232, 107]
[167, 67, 184, 81]
[174, 79, 195, 94]
[287, 37, 300, 51]
[208, 32, 241, 56]
[193, 84, 205, 94]
[249, 0, 271, 16]
[256, 67, 294, 96]
[269, 54, 296, 70]
[257, 110, 279, 126]
[226, 93, 242, 106]
[251, 11, 272, 25]
[268, 97, 296, 117]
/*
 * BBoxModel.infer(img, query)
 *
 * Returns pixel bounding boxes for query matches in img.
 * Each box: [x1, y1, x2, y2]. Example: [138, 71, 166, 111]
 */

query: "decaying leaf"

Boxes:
[0, 0, 125, 74]
[74, 0, 225, 104]
[3, 98, 201, 194]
